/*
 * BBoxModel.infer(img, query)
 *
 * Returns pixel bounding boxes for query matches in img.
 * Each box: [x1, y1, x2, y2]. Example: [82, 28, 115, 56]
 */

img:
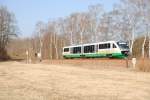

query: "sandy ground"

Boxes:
[0, 61, 150, 100]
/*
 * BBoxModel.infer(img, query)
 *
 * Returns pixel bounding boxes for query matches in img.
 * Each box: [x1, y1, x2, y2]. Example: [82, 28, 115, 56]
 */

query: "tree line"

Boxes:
[4, 0, 150, 60]
[0, 6, 17, 60]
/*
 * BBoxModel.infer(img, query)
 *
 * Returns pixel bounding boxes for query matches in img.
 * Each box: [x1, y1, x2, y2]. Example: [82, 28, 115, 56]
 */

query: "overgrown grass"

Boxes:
[136, 59, 150, 72]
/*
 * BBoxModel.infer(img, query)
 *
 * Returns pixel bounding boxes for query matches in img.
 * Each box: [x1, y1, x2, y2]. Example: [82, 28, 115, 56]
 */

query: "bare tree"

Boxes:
[88, 4, 104, 42]
[0, 6, 18, 59]
[34, 21, 46, 60]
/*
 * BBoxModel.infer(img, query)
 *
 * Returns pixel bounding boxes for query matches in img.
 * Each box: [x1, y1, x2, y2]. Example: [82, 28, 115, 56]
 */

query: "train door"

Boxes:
[98, 43, 111, 57]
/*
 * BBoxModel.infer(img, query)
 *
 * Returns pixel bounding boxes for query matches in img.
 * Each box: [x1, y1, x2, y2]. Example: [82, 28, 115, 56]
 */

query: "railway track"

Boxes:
[43, 58, 131, 68]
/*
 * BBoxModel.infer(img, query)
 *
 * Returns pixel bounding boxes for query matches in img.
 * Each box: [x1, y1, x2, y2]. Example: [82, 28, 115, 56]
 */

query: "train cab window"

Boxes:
[84, 45, 95, 53]
[73, 47, 81, 54]
[64, 48, 69, 52]
[113, 44, 117, 48]
[99, 43, 110, 49]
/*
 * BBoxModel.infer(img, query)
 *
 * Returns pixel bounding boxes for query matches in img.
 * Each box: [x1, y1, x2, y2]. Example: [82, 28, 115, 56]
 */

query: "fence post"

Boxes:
[132, 58, 136, 69]
[125, 58, 129, 68]
[26, 50, 29, 64]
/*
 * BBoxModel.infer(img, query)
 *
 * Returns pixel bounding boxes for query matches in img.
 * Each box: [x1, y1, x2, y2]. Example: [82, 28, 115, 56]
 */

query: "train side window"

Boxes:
[99, 44, 103, 49]
[84, 45, 95, 53]
[84, 46, 87, 53]
[99, 43, 110, 49]
[107, 43, 110, 48]
[73, 47, 81, 54]
[113, 44, 117, 48]
[64, 48, 69, 52]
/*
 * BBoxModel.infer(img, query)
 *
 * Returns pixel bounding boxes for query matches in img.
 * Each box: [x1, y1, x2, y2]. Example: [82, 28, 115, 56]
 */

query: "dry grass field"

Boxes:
[0, 60, 150, 100]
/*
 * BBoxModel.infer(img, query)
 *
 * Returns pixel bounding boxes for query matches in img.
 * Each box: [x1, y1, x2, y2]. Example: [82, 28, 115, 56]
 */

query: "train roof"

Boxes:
[63, 41, 117, 48]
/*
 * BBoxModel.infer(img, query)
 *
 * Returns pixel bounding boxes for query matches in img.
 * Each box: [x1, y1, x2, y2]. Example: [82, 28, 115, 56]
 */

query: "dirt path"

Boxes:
[0, 61, 150, 100]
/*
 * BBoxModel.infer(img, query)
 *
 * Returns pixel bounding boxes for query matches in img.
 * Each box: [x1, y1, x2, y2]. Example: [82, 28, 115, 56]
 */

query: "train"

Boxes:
[62, 41, 130, 59]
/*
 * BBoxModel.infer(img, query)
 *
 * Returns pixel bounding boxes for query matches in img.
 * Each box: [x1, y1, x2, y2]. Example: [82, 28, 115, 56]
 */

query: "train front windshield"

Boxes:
[117, 42, 129, 50]
[117, 42, 130, 56]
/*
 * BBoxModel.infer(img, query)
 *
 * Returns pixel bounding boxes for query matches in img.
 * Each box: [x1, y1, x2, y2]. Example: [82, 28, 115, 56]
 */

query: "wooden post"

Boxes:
[132, 58, 136, 69]
[125, 58, 129, 68]
[26, 50, 29, 64]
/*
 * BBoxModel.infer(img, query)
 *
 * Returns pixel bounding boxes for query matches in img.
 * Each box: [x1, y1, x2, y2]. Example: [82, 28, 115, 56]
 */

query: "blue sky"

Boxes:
[0, 0, 119, 37]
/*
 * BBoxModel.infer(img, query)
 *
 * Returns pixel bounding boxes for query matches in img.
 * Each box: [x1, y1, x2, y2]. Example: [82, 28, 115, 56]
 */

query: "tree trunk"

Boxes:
[142, 36, 146, 58]
[130, 40, 134, 55]
[70, 31, 73, 45]
[148, 37, 150, 59]
[130, 27, 135, 55]
[54, 32, 59, 59]
[50, 33, 53, 59]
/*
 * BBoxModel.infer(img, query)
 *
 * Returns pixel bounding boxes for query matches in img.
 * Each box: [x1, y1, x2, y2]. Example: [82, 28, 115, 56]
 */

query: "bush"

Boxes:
[136, 59, 150, 72]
